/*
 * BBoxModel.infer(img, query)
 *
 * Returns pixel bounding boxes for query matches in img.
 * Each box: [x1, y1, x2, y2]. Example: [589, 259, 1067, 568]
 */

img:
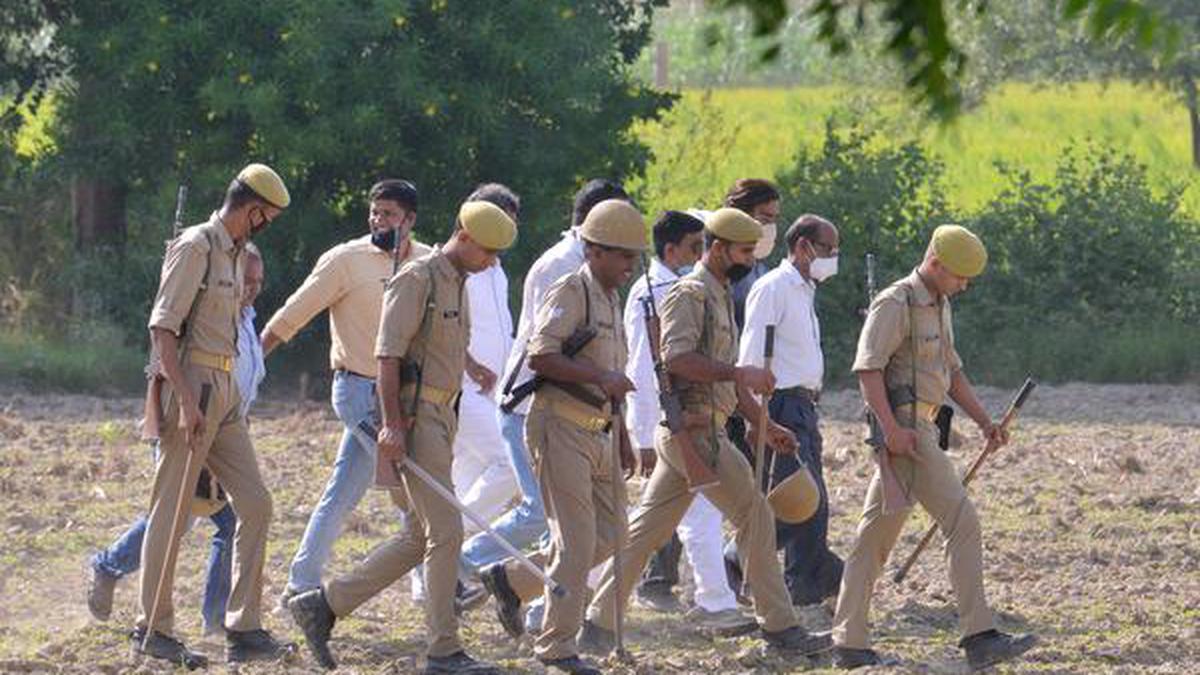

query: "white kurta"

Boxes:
[454, 260, 519, 534]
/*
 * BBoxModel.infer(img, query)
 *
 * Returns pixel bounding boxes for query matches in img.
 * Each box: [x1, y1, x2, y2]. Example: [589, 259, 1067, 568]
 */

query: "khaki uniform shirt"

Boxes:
[148, 214, 242, 356]
[852, 269, 963, 405]
[659, 265, 739, 418]
[375, 248, 470, 396]
[265, 235, 431, 378]
[527, 264, 625, 415]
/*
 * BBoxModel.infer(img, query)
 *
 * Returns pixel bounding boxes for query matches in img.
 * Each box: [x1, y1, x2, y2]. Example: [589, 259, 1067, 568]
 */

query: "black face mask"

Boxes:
[371, 228, 398, 252]
[727, 262, 753, 282]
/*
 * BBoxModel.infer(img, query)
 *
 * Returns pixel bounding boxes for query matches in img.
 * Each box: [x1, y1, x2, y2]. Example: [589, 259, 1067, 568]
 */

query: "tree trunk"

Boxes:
[1185, 77, 1200, 171]
[72, 176, 127, 250]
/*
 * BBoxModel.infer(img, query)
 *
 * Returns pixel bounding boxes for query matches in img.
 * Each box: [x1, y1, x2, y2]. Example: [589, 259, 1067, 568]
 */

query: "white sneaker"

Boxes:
[685, 606, 758, 637]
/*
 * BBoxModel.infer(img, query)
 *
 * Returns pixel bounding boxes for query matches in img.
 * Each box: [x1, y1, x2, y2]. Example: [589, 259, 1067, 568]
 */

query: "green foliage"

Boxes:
[765, 117, 1198, 385]
[0, 326, 145, 392]
[772, 120, 954, 381]
[1, 0, 674, 384]
[711, 0, 1173, 119]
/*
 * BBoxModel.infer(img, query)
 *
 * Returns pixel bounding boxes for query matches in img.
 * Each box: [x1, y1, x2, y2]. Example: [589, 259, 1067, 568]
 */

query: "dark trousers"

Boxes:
[724, 391, 842, 604]
[637, 532, 681, 594]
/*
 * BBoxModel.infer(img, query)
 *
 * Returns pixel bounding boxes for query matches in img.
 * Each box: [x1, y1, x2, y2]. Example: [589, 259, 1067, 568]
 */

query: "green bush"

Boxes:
[772, 116, 1199, 385]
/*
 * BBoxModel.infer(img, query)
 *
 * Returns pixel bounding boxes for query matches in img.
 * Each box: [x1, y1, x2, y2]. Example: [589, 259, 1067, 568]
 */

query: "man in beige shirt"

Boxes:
[260, 180, 431, 600]
[288, 200, 516, 674]
[578, 209, 830, 663]
[832, 225, 1036, 671]
[135, 164, 294, 667]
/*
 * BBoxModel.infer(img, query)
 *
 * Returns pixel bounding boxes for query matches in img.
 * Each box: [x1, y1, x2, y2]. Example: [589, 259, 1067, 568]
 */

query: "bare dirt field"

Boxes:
[0, 383, 1196, 673]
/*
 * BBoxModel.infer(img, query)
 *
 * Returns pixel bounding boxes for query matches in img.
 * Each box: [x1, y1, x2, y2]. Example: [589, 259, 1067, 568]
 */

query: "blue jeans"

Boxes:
[92, 503, 236, 629]
[287, 371, 381, 592]
[460, 410, 547, 574]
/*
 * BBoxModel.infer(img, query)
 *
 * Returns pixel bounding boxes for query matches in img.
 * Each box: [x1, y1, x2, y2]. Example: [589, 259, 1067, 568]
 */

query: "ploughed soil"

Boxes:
[0, 383, 1196, 673]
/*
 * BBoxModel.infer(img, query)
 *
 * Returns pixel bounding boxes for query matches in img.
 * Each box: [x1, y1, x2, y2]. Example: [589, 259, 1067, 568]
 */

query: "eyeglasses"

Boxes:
[810, 239, 839, 256]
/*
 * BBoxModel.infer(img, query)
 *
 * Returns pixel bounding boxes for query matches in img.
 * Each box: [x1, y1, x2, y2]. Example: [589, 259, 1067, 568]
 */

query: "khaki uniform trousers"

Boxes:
[138, 364, 273, 635]
[324, 399, 463, 658]
[587, 424, 797, 634]
[833, 419, 995, 649]
[504, 405, 625, 661]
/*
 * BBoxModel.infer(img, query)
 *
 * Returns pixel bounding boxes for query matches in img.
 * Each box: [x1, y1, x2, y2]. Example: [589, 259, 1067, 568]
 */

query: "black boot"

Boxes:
[961, 629, 1038, 671]
[576, 619, 615, 657]
[129, 627, 209, 670]
[226, 628, 297, 663]
[539, 654, 604, 674]
[832, 646, 898, 670]
[423, 650, 502, 674]
[761, 625, 832, 656]
[288, 588, 337, 670]
[480, 563, 524, 639]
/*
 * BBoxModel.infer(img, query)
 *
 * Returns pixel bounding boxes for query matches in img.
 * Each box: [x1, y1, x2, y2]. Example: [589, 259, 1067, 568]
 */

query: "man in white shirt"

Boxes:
[734, 214, 844, 608]
[453, 184, 521, 533]
[624, 210, 756, 636]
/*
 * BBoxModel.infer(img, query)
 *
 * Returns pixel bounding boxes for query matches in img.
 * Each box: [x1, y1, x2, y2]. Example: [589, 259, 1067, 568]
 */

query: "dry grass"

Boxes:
[0, 383, 1196, 673]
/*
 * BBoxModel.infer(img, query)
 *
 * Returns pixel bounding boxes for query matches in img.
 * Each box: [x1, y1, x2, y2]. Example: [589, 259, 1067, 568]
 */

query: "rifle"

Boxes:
[640, 255, 720, 492]
[141, 184, 190, 442]
[892, 378, 1037, 583]
[499, 327, 599, 413]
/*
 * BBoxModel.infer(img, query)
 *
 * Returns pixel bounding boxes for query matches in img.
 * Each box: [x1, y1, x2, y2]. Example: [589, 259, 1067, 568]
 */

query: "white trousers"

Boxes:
[452, 387, 519, 535]
[677, 494, 739, 612]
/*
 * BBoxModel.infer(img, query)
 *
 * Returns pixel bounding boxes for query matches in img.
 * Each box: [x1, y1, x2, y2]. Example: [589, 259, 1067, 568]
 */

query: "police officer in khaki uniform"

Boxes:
[287, 201, 516, 675]
[135, 164, 293, 667]
[831, 225, 1037, 671]
[579, 208, 831, 659]
[477, 199, 641, 675]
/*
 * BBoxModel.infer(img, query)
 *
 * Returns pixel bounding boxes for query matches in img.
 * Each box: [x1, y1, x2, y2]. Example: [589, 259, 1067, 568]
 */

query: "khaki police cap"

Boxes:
[237, 163, 290, 209]
[578, 199, 647, 251]
[460, 200, 517, 250]
[931, 224, 987, 277]
[706, 207, 762, 243]
[768, 464, 820, 524]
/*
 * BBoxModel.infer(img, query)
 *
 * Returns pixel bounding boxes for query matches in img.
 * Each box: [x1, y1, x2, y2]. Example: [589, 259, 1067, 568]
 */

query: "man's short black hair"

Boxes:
[468, 182, 521, 218]
[369, 179, 419, 212]
[572, 178, 628, 227]
[652, 210, 705, 260]
[785, 214, 832, 252]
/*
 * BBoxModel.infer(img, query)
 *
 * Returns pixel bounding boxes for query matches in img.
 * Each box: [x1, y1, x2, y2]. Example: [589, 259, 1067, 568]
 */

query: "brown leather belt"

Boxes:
[777, 385, 821, 403]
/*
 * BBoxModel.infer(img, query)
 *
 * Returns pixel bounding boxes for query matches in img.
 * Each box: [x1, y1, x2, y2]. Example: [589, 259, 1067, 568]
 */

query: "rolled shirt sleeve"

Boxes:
[852, 295, 907, 372]
[264, 249, 347, 343]
[659, 282, 705, 364]
[148, 236, 209, 335]
[376, 265, 430, 359]
[526, 278, 584, 358]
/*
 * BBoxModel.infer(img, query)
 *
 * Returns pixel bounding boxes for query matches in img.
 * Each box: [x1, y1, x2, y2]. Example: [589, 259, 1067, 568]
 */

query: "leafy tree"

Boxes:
[1098, 0, 1200, 167]
[0, 0, 673, 377]
[713, 0, 1172, 119]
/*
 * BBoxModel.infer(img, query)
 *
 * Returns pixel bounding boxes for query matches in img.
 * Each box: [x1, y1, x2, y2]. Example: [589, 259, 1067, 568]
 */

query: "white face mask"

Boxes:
[753, 222, 777, 260]
[675, 263, 694, 276]
[810, 255, 839, 282]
